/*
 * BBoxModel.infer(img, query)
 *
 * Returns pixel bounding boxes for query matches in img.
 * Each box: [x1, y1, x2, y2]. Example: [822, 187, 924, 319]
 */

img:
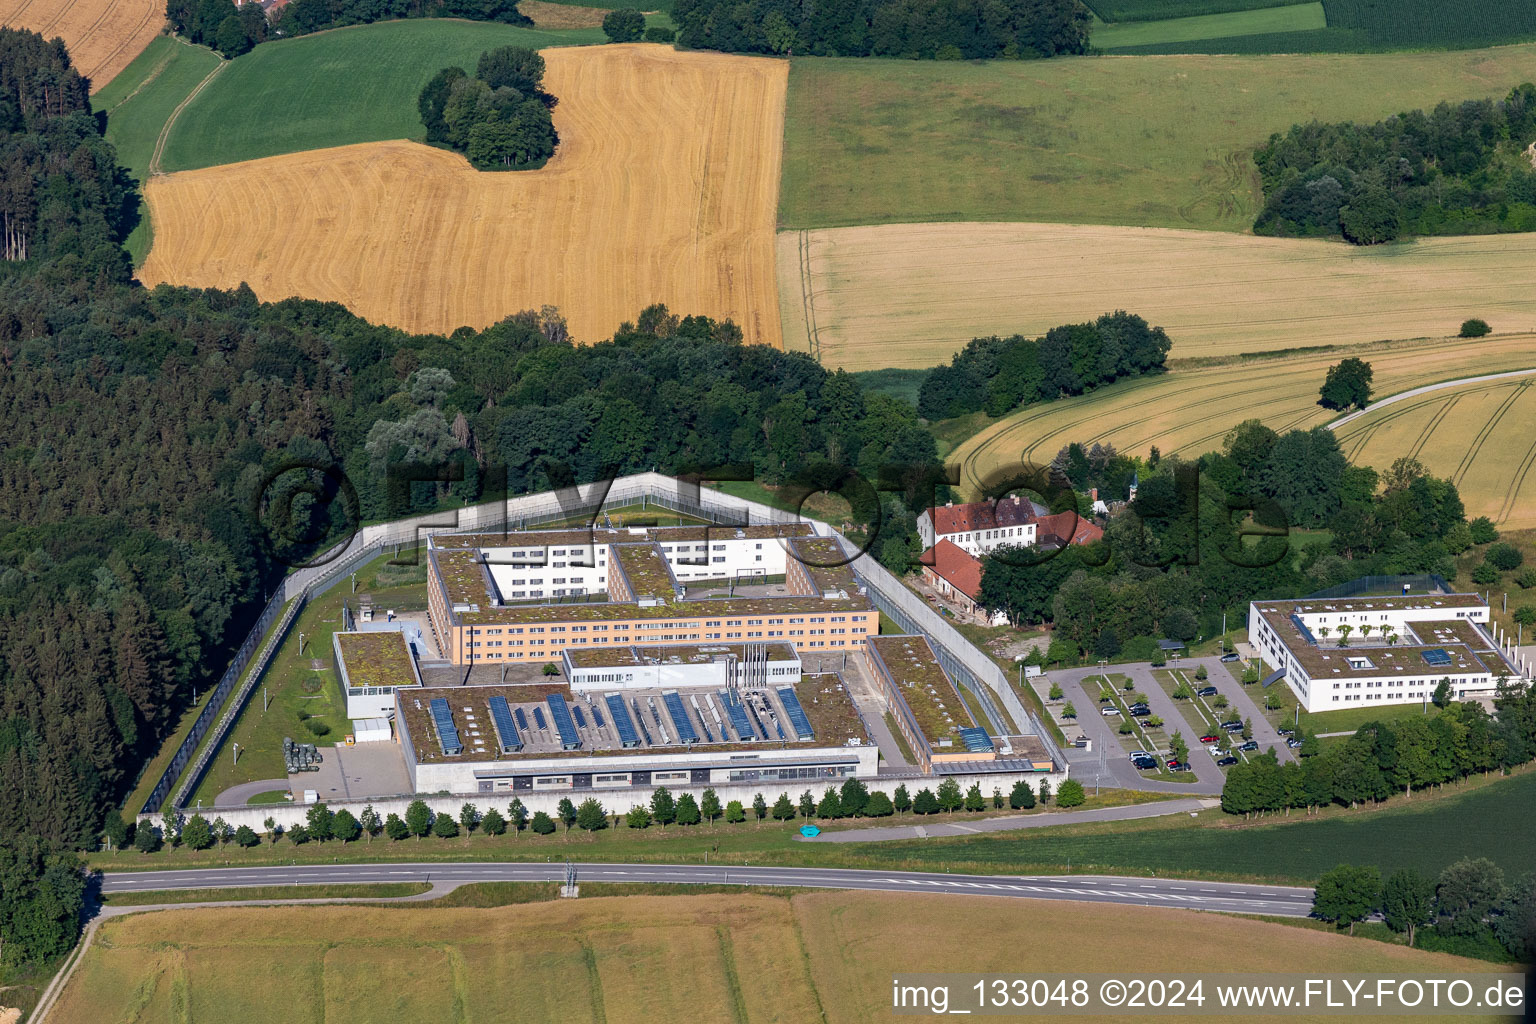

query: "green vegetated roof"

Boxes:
[868, 634, 972, 748]
[335, 631, 418, 689]
[611, 542, 679, 599]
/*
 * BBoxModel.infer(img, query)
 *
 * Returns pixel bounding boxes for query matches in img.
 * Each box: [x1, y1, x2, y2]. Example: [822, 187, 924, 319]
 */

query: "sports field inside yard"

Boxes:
[138, 45, 787, 346]
[778, 224, 1536, 369]
[778, 44, 1536, 232]
[947, 333, 1536, 522]
[1, 0, 161, 90]
[155, 19, 605, 172]
[50, 892, 1501, 1023]
[1337, 375, 1536, 526]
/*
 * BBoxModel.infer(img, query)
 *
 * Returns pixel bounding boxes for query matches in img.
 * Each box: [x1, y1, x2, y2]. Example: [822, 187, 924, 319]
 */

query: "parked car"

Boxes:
[1287, 738, 1305, 748]
[1199, 734, 1219, 744]
[1206, 745, 1225, 756]
[1222, 720, 1244, 731]
[1216, 756, 1239, 767]
[1196, 686, 1218, 697]
[1170, 763, 1193, 772]
[1128, 750, 1150, 760]
[1220, 652, 1240, 662]
[1130, 707, 1151, 717]
[1239, 740, 1259, 752]
[1165, 759, 1183, 769]
[1132, 757, 1157, 770]
[1101, 707, 1121, 716]
[1277, 727, 1295, 737]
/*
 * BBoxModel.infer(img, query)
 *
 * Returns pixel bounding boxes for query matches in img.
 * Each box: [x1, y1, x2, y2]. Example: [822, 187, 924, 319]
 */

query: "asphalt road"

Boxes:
[97, 862, 1316, 917]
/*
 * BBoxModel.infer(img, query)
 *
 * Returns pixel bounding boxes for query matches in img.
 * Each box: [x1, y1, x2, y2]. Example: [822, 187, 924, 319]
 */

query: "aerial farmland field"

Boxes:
[138, 45, 787, 346]
[1337, 376, 1536, 526]
[779, 45, 1536, 233]
[948, 332, 1536, 524]
[156, 19, 606, 172]
[0, 0, 161, 90]
[778, 223, 1536, 370]
[50, 893, 1500, 1024]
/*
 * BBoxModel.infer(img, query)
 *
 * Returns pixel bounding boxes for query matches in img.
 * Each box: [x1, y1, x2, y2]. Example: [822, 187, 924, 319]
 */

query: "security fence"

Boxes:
[1305, 573, 1451, 600]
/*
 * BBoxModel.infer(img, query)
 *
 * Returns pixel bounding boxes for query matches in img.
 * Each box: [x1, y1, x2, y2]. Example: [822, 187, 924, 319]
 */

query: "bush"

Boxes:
[1473, 561, 1501, 585]
[1459, 318, 1491, 338]
[1009, 780, 1036, 809]
[1195, 665, 1208, 680]
[1117, 719, 1135, 734]
[531, 811, 557, 835]
[603, 8, 646, 42]
[1121, 635, 1161, 661]
[1470, 516, 1499, 544]
[1515, 568, 1536, 589]
[1487, 542, 1523, 571]
[432, 813, 459, 838]
[644, 25, 675, 42]
[1055, 779, 1086, 808]
[865, 791, 894, 817]
[303, 717, 330, 737]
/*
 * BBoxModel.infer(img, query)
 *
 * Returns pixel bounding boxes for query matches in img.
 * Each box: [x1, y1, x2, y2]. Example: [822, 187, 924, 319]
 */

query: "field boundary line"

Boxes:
[149, 57, 227, 176]
[797, 228, 822, 361]
[83, 2, 162, 87]
[1325, 365, 1536, 431]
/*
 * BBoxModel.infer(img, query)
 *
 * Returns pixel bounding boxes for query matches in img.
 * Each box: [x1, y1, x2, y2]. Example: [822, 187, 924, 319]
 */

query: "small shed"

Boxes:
[353, 717, 392, 743]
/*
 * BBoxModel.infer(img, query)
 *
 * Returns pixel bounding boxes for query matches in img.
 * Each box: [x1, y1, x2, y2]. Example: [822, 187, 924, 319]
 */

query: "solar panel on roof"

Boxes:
[532, 706, 547, 731]
[776, 686, 814, 740]
[487, 695, 522, 753]
[662, 691, 698, 744]
[572, 705, 587, 729]
[604, 693, 640, 747]
[428, 698, 463, 756]
[547, 694, 582, 749]
[1422, 648, 1453, 666]
[592, 705, 606, 728]
[514, 707, 528, 731]
[719, 690, 756, 740]
[958, 726, 992, 753]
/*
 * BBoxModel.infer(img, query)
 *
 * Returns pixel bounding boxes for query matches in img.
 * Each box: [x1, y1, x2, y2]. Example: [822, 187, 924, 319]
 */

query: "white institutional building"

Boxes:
[1248, 592, 1527, 713]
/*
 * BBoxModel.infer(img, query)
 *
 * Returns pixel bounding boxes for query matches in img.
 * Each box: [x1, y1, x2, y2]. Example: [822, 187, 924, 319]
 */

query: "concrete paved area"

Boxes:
[297, 742, 413, 803]
[799, 796, 1216, 842]
[213, 778, 290, 806]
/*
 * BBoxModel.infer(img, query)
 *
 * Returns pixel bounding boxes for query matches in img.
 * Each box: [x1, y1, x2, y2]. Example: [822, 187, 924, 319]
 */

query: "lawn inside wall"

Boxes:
[92, 766, 1536, 884]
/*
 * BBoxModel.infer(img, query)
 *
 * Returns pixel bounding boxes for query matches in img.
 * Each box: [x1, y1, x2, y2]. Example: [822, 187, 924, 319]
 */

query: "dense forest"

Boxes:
[1254, 84, 1536, 244]
[419, 47, 558, 170]
[977, 421, 1469, 660]
[673, 0, 1091, 60]
[0, 29, 939, 967]
[917, 311, 1171, 421]
[165, 0, 532, 57]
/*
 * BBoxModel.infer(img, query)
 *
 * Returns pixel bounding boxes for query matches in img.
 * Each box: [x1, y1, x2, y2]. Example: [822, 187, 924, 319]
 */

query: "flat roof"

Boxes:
[1254, 593, 1486, 615]
[334, 631, 418, 689]
[457, 591, 873, 626]
[566, 642, 800, 669]
[399, 673, 867, 763]
[433, 523, 813, 550]
[1258, 606, 1499, 680]
[610, 542, 679, 599]
[787, 535, 859, 594]
[866, 634, 973, 748]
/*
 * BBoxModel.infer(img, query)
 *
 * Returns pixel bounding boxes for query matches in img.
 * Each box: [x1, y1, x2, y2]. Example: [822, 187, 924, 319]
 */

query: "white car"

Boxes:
[1101, 707, 1121, 716]
[1207, 744, 1225, 756]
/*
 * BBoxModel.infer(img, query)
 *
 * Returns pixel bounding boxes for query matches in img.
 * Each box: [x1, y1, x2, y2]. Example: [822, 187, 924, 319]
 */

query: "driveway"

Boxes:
[213, 778, 290, 806]
[1044, 667, 1222, 795]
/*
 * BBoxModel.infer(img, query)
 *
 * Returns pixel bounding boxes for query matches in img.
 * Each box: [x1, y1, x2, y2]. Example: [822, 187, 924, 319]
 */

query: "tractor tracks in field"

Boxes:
[149, 57, 227, 176]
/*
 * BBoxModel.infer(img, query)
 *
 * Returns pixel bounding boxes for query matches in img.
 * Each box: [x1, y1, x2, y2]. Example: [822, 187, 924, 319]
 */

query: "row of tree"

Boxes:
[673, 0, 1092, 60]
[165, 0, 532, 58]
[1222, 690, 1536, 817]
[124, 777, 1091, 854]
[917, 311, 1172, 421]
[1313, 858, 1533, 960]
[1254, 83, 1536, 244]
[419, 47, 558, 170]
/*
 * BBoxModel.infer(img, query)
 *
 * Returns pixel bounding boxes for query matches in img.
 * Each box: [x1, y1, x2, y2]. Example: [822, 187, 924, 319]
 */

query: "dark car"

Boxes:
[1165, 759, 1183, 769]
[1239, 740, 1259, 752]
[1220, 653, 1240, 662]
[1197, 686, 1218, 697]
[1222, 720, 1244, 731]
[1132, 757, 1157, 770]
[1287, 738, 1305, 748]
[1130, 707, 1152, 717]
[1170, 763, 1193, 772]
[1216, 756, 1239, 767]
[1128, 702, 1150, 712]
[1277, 727, 1295, 737]
[1199, 734, 1218, 744]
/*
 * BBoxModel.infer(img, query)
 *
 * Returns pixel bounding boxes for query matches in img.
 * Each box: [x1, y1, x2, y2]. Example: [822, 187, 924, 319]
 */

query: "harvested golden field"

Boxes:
[520, 0, 608, 28]
[50, 892, 1501, 1024]
[138, 44, 787, 346]
[777, 223, 1536, 371]
[950, 333, 1536, 523]
[1337, 374, 1536, 527]
[1, 0, 162, 90]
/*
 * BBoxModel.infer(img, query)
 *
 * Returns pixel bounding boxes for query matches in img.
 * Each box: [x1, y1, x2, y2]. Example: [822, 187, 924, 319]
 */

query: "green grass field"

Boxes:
[158, 19, 604, 172]
[97, 36, 223, 264]
[1087, 0, 1302, 21]
[779, 43, 1536, 232]
[1092, 2, 1324, 48]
